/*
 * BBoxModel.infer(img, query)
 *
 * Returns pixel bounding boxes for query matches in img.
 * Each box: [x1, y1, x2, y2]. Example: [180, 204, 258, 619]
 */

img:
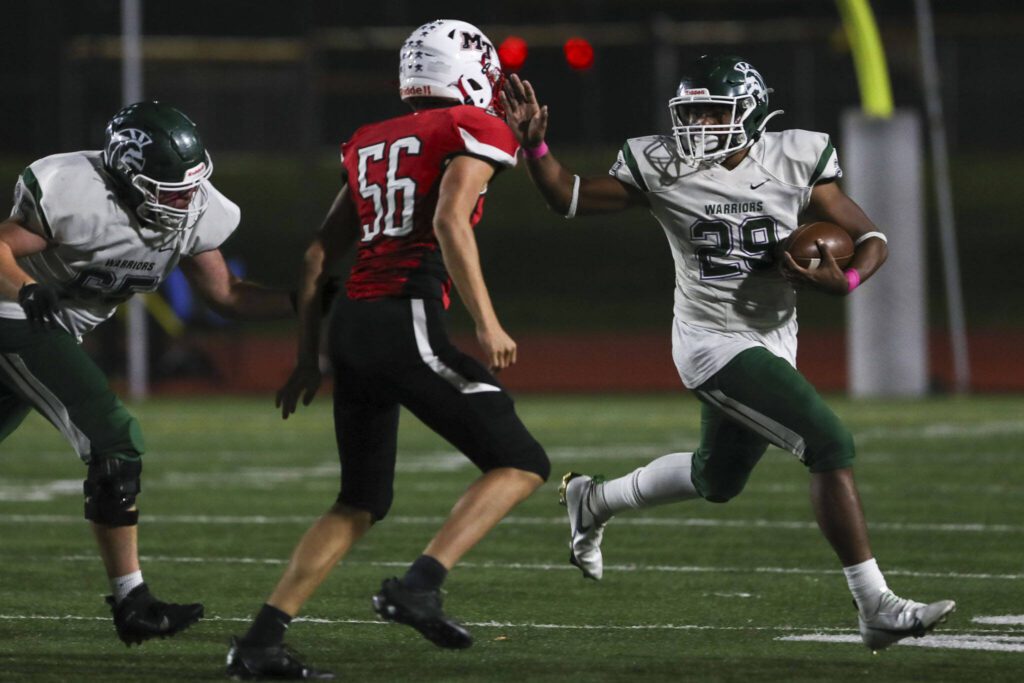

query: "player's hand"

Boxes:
[17, 282, 60, 330]
[781, 239, 849, 295]
[477, 323, 517, 373]
[275, 357, 322, 419]
[501, 74, 548, 149]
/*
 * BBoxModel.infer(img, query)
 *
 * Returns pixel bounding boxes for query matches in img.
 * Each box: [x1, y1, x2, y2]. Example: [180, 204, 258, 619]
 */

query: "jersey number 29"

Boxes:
[691, 216, 780, 279]
[356, 136, 421, 242]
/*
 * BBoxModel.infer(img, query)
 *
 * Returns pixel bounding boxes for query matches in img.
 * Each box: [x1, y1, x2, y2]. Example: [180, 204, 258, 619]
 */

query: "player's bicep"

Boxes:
[804, 181, 878, 240]
[0, 220, 52, 257]
[578, 176, 648, 216]
[180, 249, 238, 303]
[435, 155, 496, 226]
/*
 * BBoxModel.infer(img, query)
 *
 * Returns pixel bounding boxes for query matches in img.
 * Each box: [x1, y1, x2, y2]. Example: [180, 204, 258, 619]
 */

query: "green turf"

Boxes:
[1, 394, 1023, 681]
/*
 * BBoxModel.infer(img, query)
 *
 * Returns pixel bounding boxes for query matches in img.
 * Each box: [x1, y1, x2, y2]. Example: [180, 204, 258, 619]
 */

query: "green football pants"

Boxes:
[0, 318, 144, 463]
[690, 346, 854, 503]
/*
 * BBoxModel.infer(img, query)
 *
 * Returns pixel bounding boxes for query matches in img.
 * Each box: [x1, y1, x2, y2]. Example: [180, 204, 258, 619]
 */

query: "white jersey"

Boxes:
[610, 130, 841, 386]
[1, 151, 239, 338]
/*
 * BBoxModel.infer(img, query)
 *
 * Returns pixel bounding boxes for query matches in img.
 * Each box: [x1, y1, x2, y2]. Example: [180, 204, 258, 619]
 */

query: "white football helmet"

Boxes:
[398, 19, 503, 113]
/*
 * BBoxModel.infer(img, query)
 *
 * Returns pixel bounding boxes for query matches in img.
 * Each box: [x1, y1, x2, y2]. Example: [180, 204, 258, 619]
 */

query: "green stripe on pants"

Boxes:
[0, 318, 144, 462]
[691, 346, 854, 502]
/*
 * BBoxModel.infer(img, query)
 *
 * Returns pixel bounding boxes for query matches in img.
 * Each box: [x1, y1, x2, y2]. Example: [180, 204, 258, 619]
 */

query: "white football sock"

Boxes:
[592, 452, 699, 520]
[111, 570, 144, 604]
[843, 558, 889, 615]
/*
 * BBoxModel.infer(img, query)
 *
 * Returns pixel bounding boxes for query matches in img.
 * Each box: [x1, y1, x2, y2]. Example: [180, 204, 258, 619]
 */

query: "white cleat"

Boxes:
[558, 472, 609, 580]
[857, 590, 956, 652]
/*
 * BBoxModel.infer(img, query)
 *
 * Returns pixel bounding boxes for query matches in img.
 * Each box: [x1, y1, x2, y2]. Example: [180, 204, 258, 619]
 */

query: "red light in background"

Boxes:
[498, 36, 528, 71]
[563, 37, 594, 70]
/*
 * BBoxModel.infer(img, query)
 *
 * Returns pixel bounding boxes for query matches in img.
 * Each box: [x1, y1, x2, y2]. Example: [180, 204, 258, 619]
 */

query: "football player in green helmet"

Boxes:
[103, 101, 214, 232]
[503, 55, 954, 652]
[0, 101, 296, 646]
[669, 55, 784, 164]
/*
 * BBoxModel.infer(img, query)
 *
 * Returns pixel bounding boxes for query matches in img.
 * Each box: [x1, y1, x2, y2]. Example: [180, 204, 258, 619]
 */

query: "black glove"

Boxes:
[18, 282, 61, 330]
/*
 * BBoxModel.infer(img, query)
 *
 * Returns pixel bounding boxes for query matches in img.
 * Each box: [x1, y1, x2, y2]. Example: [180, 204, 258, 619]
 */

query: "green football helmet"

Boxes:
[102, 101, 213, 231]
[668, 55, 783, 164]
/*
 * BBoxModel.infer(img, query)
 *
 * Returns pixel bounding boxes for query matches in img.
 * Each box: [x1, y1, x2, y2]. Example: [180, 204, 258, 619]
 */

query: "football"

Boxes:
[783, 221, 854, 270]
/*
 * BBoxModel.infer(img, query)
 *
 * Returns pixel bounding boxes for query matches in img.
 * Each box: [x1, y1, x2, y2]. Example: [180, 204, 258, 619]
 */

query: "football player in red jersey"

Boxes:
[227, 20, 550, 680]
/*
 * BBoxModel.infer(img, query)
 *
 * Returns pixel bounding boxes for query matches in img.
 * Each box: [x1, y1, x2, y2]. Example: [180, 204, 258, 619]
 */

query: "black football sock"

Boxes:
[402, 554, 448, 592]
[242, 603, 292, 647]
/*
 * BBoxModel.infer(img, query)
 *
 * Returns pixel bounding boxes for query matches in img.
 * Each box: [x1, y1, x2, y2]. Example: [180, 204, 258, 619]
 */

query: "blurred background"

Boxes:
[2, 0, 1020, 394]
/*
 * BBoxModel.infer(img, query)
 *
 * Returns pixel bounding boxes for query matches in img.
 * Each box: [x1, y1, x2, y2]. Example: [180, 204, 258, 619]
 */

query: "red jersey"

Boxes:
[341, 105, 519, 307]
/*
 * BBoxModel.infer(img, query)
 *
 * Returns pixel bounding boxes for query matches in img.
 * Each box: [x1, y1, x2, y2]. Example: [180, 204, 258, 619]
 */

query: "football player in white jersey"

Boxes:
[0, 102, 294, 645]
[502, 55, 954, 652]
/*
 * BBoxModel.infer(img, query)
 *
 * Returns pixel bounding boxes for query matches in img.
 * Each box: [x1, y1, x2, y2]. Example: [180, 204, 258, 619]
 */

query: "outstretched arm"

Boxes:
[179, 250, 293, 320]
[783, 181, 888, 295]
[501, 74, 646, 216]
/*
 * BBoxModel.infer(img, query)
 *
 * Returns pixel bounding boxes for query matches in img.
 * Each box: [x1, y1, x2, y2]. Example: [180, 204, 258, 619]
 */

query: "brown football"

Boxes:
[784, 221, 854, 270]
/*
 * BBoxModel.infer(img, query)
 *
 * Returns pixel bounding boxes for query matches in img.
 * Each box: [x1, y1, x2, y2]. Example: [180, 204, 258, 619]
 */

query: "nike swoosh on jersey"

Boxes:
[750, 179, 769, 189]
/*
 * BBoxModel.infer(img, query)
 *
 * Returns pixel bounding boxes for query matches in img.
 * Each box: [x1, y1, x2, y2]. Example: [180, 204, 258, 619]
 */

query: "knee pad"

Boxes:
[84, 455, 142, 527]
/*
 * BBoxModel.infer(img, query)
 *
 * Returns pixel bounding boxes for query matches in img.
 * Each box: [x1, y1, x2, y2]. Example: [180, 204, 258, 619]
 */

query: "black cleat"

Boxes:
[226, 637, 335, 680]
[106, 584, 204, 646]
[371, 577, 473, 649]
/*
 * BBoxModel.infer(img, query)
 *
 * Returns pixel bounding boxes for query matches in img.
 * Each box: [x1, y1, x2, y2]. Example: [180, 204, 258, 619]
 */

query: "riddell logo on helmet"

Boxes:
[401, 85, 433, 98]
[184, 162, 207, 179]
[684, 88, 710, 96]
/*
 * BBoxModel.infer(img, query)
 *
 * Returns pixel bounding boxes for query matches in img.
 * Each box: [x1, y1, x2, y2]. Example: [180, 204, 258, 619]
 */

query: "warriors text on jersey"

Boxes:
[341, 105, 518, 307]
[1, 151, 239, 338]
[610, 129, 841, 386]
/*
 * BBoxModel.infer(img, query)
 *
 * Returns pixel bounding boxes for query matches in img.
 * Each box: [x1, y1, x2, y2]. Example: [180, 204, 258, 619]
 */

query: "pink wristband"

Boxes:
[844, 268, 861, 293]
[522, 141, 549, 159]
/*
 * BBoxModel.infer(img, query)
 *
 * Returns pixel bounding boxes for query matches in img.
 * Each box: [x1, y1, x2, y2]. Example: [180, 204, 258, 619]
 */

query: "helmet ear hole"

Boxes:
[467, 79, 483, 91]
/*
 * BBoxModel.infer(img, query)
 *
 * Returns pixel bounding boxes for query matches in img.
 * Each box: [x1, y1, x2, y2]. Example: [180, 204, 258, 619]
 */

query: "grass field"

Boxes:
[1, 394, 1022, 682]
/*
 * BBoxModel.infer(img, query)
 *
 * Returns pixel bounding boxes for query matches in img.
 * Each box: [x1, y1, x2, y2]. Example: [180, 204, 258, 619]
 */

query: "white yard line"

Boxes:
[0, 612, 1018, 656]
[0, 612, 1013, 638]
[28, 554, 1024, 582]
[2, 512, 1021, 534]
[973, 616, 1024, 626]
[777, 633, 1024, 653]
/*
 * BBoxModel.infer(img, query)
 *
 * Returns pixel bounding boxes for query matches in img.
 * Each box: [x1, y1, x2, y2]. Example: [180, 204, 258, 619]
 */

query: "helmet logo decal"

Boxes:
[459, 31, 494, 60]
[733, 61, 768, 101]
[106, 128, 152, 174]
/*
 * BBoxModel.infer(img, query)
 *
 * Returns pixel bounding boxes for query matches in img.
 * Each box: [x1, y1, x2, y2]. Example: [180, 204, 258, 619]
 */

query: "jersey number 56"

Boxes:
[356, 136, 422, 242]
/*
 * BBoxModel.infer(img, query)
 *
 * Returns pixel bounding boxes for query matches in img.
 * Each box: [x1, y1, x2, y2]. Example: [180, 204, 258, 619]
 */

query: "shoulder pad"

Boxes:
[610, 135, 694, 192]
[752, 130, 841, 187]
[189, 183, 240, 254]
[448, 105, 518, 167]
